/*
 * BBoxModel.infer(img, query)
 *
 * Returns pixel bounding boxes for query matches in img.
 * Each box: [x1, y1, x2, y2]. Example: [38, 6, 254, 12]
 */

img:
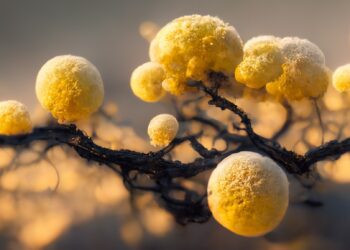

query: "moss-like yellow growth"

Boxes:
[332, 64, 350, 92]
[208, 151, 289, 237]
[0, 100, 32, 135]
[130, 62, 166, 102]
[36, 55, 104, 123]
[149, 15, 243, 95]
[235, 36, 284, 89]
[265, 37, 329, 100]
[147, 114, 179, 147]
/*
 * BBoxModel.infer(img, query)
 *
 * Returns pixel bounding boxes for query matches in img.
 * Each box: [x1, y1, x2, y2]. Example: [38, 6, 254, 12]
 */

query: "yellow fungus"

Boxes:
[36, 55, 104, 123]
[332, 64, 350, 92]
[207, 151, 289, 237]
[0, 100, 32, 135]
[149, 15, 243, 95]
[147, 114, 179, 147]
[130, 62, 166, 102]
[235, 35, 284, 89]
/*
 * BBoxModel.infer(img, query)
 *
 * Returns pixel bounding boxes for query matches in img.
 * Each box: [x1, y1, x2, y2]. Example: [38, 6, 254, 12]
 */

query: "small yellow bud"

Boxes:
[332, 64, 350, 92]
[0, 100, 32, 135]
[130, 62, 166, 102]
[147, 114, 179, 147]
[36, 55, 104, 123]
[235, 36, 284, 89]
[208, 151, 289, 237]
[150, 15, 243, 95]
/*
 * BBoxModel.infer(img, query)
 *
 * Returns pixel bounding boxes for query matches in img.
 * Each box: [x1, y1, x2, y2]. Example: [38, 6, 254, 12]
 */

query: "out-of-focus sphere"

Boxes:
[130, 62, 166, 102]
[149, 15, 243, 95]
[36, 55, 104, 123]
[208, 151, 289, 237]
[332, 64, 350, 92]
[0, 100, 32, 135]
[147, 114, 179, 147]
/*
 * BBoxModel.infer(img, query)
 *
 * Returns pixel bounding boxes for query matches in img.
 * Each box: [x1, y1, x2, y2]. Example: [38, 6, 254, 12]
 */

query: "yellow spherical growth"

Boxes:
[147, 114, 179, 147]
[207, 151, 289, 237]
[265, 37, 329, 100]
[266, 59, 330, 100]
[36, 55, 104, 123]
[235, 36, 284, 89]
[332, 64, 350, 92]
[130, 62, 166, 102]
[149, 15, 243, 95]
[0, 100, 32, 135]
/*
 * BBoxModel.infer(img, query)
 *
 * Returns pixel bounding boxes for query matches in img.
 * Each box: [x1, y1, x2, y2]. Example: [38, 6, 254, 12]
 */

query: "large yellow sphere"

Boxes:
[149, 15, 243, 95]
[130, 62, 166, 102]
[0, 100, 32, 135]
[332, 64, 350, 92]
[147, 114, 179, 147]
[208, 151, 289, 237]
[36, 55, 104, 123]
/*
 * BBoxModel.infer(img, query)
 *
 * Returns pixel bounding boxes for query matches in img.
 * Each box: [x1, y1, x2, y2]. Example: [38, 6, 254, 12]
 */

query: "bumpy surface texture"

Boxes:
[147, 114, 179, 147]
[207, 151, 289, 237]
[235, 36, 284, 89]
[130, 62, 166, 102]
[0, 100, 32, 135]
[149, 15, 243, 95]
[36, 55, 104, 123]
[332, 64, 350, 92]
[266, 37, 329, 100]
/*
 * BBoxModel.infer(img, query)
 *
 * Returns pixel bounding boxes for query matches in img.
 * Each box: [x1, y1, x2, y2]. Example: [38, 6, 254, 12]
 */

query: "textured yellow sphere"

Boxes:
[332, 64, 350, 92]
[36, 55, 104, 123]
[265, 37, 329, 100]
[235, 36, 284, 89]
[266, 59, 330, 100]
[0, 100, 32, 135]
[149, 15, 243, 95]
[130, 62, 166, 102]
[147, 114, 179, 147]
[208, 151, 289, 237]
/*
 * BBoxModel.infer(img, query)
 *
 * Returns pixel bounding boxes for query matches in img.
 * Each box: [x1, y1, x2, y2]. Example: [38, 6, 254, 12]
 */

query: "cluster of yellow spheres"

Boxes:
[3, 13, 350, 239]
[130, 14, 339, 102]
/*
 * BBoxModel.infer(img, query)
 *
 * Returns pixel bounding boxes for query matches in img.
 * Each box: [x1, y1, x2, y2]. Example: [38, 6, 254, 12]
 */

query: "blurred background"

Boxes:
[1, 0, 350, 249]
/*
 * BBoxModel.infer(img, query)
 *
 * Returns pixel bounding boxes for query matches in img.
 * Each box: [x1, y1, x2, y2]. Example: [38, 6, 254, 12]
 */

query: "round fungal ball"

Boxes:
[149, 15, 243, 95]
[148, 114, 179, 147]
[266, 59, 330, 100]
[207, 151, 289, 237]
[332, 64, 350, 92]
[235, 36, 284, 89]
[281, 37, 325, 65]
[36, 55, 104, 123]
[130, 62, 166, 102]
[0, 100, 32, 135]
